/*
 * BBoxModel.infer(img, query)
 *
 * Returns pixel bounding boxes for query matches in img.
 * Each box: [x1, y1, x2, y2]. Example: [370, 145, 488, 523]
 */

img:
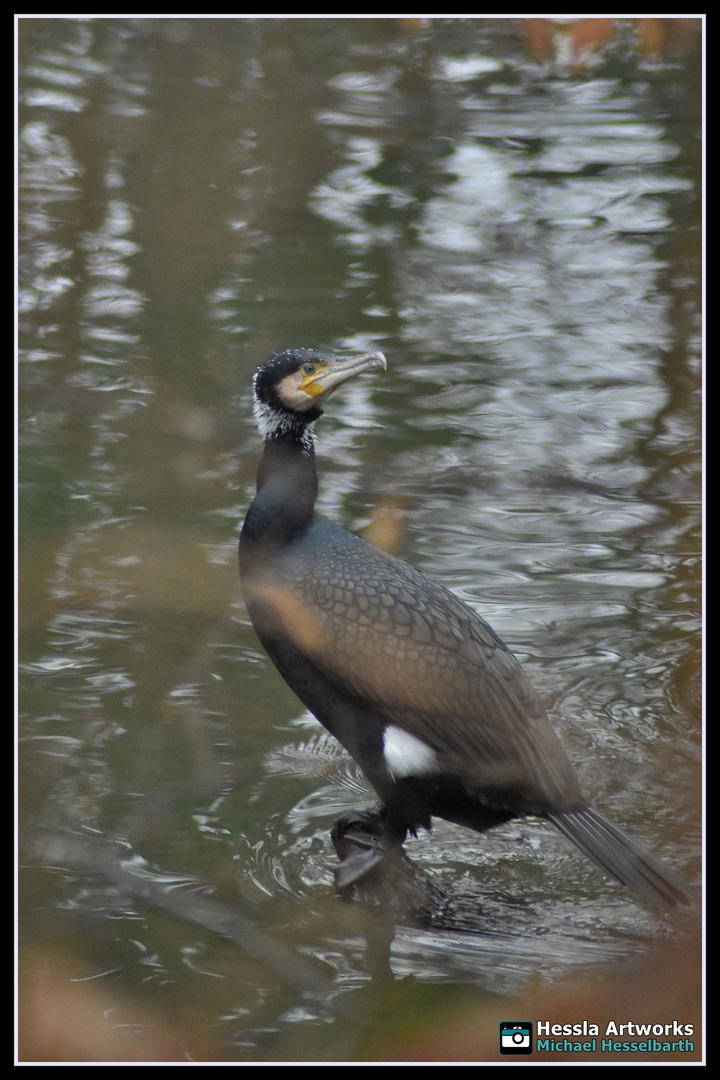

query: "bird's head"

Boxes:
[252, 348, 387, 444]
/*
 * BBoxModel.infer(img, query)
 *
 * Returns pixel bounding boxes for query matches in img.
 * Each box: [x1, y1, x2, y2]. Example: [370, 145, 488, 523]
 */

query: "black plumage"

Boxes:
[239, 348, 688, 907]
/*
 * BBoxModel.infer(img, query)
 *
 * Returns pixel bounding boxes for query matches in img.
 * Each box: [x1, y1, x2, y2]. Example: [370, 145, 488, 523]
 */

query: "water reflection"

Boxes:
[18, 17, 701, 1062]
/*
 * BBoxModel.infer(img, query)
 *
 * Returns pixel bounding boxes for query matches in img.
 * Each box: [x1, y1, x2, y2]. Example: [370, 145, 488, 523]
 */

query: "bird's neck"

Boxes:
[241, 432, 319, 553]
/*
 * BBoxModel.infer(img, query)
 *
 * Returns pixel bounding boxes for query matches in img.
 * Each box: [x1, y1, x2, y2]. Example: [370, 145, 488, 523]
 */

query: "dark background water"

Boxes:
[18, 17, 702, 1063]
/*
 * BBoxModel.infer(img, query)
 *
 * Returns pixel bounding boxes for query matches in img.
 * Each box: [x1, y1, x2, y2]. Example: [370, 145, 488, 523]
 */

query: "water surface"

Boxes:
[18, 17, 702, 1063]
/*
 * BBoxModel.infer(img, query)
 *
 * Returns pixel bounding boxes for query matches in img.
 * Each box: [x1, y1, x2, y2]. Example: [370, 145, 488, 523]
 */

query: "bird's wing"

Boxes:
[250, 521, 582, 809]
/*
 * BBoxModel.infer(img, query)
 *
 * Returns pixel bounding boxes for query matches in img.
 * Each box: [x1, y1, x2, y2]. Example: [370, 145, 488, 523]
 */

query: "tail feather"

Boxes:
[549, 806, 690, 908]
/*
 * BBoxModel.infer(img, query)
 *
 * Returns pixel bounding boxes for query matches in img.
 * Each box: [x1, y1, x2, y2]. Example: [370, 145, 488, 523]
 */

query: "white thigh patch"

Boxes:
[383, 725, 438, 780]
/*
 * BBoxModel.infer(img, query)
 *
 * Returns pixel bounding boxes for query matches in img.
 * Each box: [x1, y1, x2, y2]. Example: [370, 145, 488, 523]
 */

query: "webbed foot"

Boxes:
[331, 808, 403, 890]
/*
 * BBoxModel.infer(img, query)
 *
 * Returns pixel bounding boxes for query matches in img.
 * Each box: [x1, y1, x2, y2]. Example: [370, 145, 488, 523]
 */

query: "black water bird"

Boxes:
[239, 348, 688, 907]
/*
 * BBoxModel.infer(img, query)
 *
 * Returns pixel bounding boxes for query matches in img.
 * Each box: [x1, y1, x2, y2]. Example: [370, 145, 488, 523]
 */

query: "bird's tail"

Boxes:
[548, 806, 690, 908]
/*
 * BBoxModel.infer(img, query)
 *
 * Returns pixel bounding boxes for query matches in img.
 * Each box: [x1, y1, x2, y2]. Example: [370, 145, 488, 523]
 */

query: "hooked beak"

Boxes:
[299, 351, 387, 399]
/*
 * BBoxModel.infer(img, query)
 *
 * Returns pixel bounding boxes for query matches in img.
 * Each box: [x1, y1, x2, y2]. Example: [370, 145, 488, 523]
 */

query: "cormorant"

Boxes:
[239, 348, 688, 907]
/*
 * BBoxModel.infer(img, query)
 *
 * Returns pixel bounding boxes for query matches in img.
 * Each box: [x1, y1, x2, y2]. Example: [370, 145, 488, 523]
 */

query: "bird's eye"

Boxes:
[301, 363, 316, 376]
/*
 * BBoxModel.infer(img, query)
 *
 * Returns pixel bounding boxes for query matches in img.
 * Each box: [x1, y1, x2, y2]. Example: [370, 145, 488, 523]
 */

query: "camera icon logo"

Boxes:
[499, 1021, 533, 1055]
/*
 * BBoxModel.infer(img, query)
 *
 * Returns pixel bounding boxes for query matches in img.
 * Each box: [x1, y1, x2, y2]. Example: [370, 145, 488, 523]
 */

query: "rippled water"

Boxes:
[18, 18, 702, 1063]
